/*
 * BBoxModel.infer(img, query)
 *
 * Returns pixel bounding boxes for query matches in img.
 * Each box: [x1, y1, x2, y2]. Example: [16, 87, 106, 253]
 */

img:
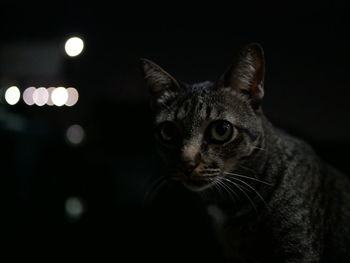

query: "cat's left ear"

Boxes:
[140, 58, 181, 108]
[220, 43, 265, 110]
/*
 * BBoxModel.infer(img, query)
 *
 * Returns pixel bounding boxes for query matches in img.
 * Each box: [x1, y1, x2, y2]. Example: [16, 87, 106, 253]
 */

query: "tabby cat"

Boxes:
[140, 43, 350, 263]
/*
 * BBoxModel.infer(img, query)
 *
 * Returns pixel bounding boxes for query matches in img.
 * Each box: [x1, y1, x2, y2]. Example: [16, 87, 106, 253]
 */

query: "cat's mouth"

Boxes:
[171, 168, 221, 192]
[183, 175, 218, 192]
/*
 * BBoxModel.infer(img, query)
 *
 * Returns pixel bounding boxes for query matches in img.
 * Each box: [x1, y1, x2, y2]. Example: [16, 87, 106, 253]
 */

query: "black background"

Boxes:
[1, 1, 350, 261]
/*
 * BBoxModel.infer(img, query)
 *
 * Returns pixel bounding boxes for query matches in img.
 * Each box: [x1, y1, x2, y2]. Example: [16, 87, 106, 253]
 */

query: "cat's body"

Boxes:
[141, 44, 350, 262]
[210, 117, 350, 263]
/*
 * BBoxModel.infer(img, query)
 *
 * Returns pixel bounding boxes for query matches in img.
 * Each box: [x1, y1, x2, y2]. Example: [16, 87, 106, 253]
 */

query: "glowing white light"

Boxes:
[46, 87, 55, 106]
[65, 87, 79, 106]
[4, 86, 20, 105]
[65, 196, 84, 222]
[64, 36, 84, 57]
[33, 87, 49, 106]
[23, 87, 36, 105]
[51, 87, 68, 106]
[66, 124, 85, 145]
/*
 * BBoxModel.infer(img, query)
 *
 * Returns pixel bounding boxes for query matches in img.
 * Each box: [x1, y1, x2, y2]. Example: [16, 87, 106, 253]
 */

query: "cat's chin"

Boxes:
[182, 178, 215, 192]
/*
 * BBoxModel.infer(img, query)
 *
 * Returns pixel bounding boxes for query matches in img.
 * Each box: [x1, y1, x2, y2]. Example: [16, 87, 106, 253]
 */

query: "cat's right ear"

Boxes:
[219, 43, 265, 110]
[140, 58, 181, 109]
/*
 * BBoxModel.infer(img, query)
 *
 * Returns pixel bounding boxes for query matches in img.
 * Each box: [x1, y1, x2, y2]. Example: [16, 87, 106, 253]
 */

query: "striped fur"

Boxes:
[141, 44, 350, 262]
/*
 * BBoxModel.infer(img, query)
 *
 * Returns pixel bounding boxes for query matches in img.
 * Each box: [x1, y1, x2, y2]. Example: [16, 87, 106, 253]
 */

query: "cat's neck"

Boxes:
[206, 114, 310, 217]
[259, 114, 302, 183]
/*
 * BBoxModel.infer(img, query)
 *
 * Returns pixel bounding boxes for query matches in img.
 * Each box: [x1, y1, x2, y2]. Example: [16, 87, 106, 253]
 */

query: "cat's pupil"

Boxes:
[216, 123, 229, 135]
[164, 125, 176, 138]
[208, 120, 233, 143]
[159, 121, 178, 142]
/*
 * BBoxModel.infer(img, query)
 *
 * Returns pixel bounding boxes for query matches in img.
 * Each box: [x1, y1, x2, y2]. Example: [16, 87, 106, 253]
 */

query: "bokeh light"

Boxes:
[66, 124, 85, 145]
[33, 87, 49, 106]
[4, 86, 21, 105]
[64, 36, 84, 57]
[65, 196, 84, 222]
[23, 87, 36, 105]
[51, 87, 68, 106]
[46, 87, 55, 106]
[65, 87, 79, 106]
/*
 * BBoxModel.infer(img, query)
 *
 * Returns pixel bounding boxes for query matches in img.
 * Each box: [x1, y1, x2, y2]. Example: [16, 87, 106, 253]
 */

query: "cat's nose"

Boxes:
[181, 160, 198, 175]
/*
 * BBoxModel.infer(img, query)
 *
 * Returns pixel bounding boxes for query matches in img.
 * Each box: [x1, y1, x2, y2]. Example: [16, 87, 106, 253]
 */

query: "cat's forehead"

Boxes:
[155, 82, 246, 125]
[186, 81, 213, 93]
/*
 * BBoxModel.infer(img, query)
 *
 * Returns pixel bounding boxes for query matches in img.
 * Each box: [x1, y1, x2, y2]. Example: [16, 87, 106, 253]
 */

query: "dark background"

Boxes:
[1, 1, 350, 261]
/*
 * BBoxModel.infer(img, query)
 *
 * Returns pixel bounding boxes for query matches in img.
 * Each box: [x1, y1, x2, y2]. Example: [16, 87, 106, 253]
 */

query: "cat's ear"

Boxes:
[220, 43, 265, 110]
[140, 58, 181, 108]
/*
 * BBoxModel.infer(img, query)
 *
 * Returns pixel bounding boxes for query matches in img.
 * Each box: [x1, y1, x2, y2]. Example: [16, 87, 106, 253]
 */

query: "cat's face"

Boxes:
[141, 43, 265, 192]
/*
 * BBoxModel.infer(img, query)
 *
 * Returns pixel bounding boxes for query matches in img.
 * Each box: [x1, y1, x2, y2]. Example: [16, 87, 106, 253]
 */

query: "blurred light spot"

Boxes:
[51, 87, 68, 106]
[66, 124, 85, 145]
[5, 86, 20, 105]
[33, 87, 49, 106]
[64, 36, 84, 57]
[65, 196, 84, 222]
[65, 87, 79, 106]
[46, 87, 55, 106]
[23, 87, 36, 105]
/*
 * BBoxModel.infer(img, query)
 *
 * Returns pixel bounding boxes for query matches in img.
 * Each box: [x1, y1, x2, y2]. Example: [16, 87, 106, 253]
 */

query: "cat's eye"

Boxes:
[157, 121, 179, 143]
[207, 120, 233, 143]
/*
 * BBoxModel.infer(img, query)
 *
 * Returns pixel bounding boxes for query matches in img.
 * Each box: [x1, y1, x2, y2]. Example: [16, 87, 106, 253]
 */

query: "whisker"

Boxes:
[218, 178, 240, 200]
[200, 169, 221, 173]
[252, 146, 267, 152]
[223, 177, 253, 194]
[238, 164, 256, 174]
[224, 172, 272, 186]
[198, 172, 220, 176]
[221, 177, 258, 214]
[216, 179, 239, 207]
[226, 175, 269, 209]
[211, 179, 226, 200]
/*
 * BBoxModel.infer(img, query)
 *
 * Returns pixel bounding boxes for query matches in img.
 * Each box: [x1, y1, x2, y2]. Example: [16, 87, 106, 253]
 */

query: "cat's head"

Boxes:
[141, 43, 266, 192]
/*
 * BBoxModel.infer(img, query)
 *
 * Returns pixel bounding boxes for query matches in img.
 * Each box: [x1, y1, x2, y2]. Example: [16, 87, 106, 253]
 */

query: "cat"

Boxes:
[140, 43, 350, 263]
